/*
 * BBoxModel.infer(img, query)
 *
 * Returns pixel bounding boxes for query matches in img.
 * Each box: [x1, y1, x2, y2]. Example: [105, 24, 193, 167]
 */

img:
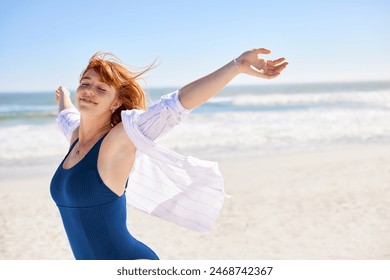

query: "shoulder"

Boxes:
[98, 122, 136, 170]
[105, 122, 136, 154]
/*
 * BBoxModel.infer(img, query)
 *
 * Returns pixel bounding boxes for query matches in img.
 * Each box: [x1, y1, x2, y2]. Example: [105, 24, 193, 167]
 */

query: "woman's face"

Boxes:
[75, 69, 120, 117]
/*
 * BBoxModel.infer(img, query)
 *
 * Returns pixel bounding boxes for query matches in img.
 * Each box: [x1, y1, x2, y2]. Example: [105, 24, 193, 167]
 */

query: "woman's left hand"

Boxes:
[235, 48, 288, 79]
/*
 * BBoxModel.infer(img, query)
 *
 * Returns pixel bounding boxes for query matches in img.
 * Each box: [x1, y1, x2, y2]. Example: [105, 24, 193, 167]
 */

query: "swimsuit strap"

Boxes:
[69, 138, 79, 152]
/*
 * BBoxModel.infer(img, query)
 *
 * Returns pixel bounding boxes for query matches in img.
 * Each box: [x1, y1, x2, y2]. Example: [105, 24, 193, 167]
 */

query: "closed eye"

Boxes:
[98, 87, 106, 92]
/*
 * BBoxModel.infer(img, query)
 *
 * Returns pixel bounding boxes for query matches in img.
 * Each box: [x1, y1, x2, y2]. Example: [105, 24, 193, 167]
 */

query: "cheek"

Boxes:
[75, 87, 81, 98]
[105, 90, 119, 102]
[76, 85, 83, 93]
[74, 87, 84, 103]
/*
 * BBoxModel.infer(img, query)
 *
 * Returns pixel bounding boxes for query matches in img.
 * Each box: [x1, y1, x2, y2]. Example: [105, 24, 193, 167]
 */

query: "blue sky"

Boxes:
[0, 0, 389, 92]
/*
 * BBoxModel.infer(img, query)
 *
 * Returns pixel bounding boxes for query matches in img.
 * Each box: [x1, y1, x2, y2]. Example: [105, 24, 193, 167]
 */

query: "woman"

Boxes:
[50, 48, 288, 260]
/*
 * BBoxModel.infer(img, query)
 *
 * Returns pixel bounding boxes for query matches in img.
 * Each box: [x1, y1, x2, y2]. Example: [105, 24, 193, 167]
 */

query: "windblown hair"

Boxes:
[80, 52, 155, 126]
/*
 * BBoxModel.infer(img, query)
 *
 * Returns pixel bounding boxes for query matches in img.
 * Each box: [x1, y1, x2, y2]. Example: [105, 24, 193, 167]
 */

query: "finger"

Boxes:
[256, 71, 279, 80]
[254, 48, 271, 55]
[260, 69, 281, 79]
[264, 64, 288, 76]
[247, 66, 269, 78]
[264, 62, 288, 71]
[274, 62, 288, 72]
[251, 68, 281, 80]
[271, 62, 288, 70]
[267, 57, 286, 66]
[265, 73, 280, 79]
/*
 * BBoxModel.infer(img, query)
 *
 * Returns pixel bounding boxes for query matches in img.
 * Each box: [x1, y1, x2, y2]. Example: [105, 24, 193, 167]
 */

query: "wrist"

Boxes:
[233, 58, 241, 73]
[59, 93, 71, 103]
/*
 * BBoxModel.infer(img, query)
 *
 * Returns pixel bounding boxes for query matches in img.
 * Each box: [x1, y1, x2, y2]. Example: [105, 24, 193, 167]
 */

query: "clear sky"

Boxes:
[0, 0, 389, 92]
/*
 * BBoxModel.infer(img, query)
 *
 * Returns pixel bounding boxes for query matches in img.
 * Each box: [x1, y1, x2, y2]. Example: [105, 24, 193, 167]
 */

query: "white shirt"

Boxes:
[56, 90, 226, 232]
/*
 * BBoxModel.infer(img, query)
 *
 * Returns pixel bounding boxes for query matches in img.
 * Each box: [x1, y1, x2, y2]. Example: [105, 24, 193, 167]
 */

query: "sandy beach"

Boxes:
[1, 144, 389, 260]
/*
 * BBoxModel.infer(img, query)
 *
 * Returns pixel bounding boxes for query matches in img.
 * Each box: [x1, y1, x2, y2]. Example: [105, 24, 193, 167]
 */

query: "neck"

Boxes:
[78, 113, 112, 144]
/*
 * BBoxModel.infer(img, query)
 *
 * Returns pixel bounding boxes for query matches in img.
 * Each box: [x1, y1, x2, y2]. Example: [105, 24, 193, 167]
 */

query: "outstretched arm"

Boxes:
[178, 48, 288, 110]
[55, 86, 80, 142]
[55, 86, 76, 113]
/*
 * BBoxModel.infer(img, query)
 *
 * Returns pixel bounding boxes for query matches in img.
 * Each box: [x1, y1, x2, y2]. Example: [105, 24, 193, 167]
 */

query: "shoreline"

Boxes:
[2, 141, 389, 178]
[1, 144, 390, 259]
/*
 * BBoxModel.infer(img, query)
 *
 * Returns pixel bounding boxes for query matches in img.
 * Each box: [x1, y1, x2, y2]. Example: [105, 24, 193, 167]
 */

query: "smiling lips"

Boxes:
[80, 97, 98, 104]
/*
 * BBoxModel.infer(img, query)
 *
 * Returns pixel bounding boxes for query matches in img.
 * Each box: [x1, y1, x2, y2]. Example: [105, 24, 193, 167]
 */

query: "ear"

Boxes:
[112, 99, 122, 110]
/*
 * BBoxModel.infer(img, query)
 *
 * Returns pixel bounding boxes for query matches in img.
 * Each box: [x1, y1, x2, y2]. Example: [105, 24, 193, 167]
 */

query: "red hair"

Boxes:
[80, 52, 155, 126]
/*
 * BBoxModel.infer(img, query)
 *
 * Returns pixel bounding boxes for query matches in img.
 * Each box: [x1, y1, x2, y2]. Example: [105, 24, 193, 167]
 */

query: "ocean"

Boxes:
[1, 81, 390, 166]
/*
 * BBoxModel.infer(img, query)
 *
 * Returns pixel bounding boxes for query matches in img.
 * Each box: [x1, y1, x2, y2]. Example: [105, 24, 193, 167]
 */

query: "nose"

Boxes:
[83, 88, 94, 96]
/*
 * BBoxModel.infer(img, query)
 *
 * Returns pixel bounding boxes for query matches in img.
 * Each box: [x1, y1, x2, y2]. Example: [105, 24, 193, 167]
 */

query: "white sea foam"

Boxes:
[0, 123, 68, 160]
[1, 84, 389, 164]
[208, 90, 390, 108]
[158, 107, 390, 155]
[1, 105, 390, 163]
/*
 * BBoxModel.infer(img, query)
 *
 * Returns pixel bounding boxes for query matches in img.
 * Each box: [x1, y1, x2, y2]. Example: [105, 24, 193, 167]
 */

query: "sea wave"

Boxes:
[208, 90, 390, 108]
[1, 107, 390, 162]
[1, 82, 389, 163]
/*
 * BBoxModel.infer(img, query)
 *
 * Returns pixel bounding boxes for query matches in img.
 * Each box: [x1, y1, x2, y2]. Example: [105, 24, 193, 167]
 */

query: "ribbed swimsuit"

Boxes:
[50, 134, 159, 260]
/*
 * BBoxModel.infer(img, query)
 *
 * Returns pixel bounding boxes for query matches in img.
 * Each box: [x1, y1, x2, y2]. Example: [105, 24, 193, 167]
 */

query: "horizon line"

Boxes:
[0, 79, 389, 94]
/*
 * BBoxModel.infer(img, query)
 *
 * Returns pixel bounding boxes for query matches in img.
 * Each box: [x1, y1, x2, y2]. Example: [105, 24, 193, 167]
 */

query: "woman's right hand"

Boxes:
[55, 86, 71, 104]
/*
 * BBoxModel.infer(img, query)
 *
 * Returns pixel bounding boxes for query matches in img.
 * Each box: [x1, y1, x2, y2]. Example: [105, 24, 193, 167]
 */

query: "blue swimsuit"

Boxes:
[50, 134, 159, 260]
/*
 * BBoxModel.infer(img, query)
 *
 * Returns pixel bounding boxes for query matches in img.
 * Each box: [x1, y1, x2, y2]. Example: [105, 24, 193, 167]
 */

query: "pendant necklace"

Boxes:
[75, 145, 81, 155]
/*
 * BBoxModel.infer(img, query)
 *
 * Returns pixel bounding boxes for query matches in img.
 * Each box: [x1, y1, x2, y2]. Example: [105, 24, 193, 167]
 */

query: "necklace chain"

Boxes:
[74, 142, 84, 156]
[74, 136, 101, 156]
[73, 130, 110, 157]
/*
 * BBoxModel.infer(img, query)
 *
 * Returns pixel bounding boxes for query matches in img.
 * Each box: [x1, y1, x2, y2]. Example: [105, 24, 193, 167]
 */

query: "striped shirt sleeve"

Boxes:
[136, 90, 192, 141]
[56, 107, 80, 142]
